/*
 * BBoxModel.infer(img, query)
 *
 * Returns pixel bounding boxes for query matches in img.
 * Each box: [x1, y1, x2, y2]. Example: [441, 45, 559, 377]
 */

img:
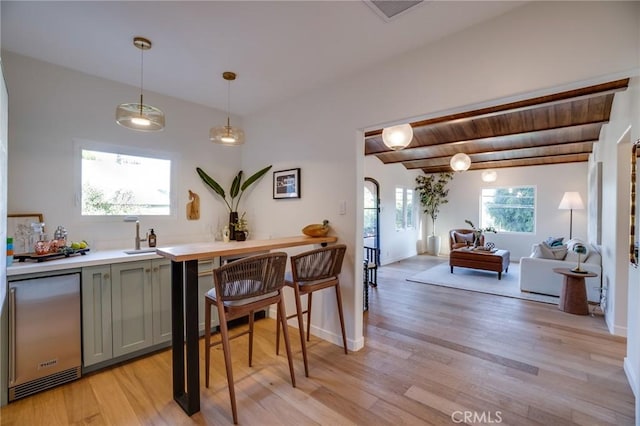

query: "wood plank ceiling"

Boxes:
[364, 79, 629, 174]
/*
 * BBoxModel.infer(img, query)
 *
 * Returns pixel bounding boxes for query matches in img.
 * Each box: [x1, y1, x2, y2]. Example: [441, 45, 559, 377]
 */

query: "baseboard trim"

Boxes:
[623, 357, 638, 398]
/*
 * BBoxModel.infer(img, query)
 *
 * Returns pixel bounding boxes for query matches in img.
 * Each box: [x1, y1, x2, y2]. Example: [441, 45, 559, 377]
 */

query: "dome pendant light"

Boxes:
[116, 37, 165, 131]
[382, 123, 413, 150]
[210, 71, 245, 145]
[450, 152, 471, 171]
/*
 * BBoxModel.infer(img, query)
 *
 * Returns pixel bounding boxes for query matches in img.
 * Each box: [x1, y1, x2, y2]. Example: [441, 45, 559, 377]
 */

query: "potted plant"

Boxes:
[232, 212, 249, 241]
[196, 165, 272, 239]
[464, 219, 497, 248]
[415, 172, 454, 255]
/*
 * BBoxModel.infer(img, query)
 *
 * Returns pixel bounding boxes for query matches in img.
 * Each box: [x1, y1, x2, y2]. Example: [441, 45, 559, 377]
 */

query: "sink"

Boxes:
[123, 248, 157, 255]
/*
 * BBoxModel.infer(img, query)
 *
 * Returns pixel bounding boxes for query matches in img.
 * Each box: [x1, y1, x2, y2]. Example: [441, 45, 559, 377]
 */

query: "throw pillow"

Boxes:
[537, 242, 568, 260]
[545, 236, 564, 247]
[454, 232, 474, 245]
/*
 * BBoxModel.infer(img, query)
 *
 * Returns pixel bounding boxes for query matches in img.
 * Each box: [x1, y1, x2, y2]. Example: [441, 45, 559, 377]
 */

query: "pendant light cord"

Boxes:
[226, 78, 231, 127]
[139, 44, 145, 113]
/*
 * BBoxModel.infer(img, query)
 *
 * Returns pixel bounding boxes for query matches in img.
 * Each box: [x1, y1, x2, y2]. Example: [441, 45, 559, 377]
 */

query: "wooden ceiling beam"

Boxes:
[416, 153, 591, 174]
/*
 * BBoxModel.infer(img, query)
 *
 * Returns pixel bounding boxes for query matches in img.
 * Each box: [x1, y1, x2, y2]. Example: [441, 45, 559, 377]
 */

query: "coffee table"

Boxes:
[449, 248, 510, 280]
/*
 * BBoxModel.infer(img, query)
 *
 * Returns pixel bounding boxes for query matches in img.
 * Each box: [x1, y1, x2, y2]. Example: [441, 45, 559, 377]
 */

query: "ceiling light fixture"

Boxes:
[481, 169, 497, 182]
[381, 123, 413, 150]
[116, 37, 165, 132]
[450, 153, 471, 171]
[210, 71, 245, 145]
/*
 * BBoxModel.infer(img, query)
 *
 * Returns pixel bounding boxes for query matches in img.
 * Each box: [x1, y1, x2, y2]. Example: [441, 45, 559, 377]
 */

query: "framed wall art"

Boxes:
[8, 213, 44, 254]
[273, 168, 301, 199]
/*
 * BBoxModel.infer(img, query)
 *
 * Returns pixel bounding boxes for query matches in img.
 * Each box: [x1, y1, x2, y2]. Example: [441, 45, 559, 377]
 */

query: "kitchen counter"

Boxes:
[7, 248, 163, 277]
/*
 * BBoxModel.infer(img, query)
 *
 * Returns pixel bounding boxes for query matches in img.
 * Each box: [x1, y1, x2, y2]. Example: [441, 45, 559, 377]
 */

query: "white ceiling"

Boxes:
[1, 1, 526, 116]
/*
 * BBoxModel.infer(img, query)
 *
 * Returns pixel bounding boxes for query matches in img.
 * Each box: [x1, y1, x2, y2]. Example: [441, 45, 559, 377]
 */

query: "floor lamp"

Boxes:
[558, 191, 584, 239]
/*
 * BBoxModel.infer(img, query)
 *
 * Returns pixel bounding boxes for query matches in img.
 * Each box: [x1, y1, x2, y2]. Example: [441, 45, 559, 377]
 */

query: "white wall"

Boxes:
[3, 52, 244, 250]
[364, 155, 422, 264]
[0, 56, 10, 405]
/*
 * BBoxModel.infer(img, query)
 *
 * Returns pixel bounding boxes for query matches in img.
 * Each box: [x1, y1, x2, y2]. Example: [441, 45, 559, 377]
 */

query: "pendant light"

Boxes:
[210, 71, 245, 145]
[450, 152, 471, 171]
[116, 37, 165, 131]
[382, 123, 413, 150]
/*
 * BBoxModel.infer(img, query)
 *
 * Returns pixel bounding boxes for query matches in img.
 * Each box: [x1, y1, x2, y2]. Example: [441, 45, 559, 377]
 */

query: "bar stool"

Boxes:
[204, 252, 296, 424]
[276, 244, 347, 377]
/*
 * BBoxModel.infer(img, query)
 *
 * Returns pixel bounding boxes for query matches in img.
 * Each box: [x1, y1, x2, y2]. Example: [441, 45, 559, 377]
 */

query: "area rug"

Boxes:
[407, 262, 559, 304]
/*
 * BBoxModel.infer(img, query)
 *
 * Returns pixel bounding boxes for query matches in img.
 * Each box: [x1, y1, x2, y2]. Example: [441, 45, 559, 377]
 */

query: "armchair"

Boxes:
[449, 229, 484, 250]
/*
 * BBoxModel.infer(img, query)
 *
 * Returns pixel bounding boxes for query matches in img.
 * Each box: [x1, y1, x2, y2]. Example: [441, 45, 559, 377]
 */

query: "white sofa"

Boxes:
[519, 240, 602, 303]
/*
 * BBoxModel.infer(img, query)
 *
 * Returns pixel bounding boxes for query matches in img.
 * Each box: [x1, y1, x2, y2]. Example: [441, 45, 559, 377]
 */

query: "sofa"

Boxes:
[519, 238, 602, 303]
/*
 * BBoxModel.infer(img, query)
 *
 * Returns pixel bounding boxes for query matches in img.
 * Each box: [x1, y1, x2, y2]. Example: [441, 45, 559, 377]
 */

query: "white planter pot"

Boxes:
[426, 235, 441, 256]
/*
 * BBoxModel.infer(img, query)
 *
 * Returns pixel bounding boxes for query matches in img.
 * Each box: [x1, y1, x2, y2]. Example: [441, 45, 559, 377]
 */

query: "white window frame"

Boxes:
[395, 186, 415, 231]
[73, 138, 179, 222]
[480, 185, 536, 234]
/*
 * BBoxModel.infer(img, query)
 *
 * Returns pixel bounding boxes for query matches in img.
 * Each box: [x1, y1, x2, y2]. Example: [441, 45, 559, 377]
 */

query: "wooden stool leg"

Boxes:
[306, 292, 313, 342]
[248, 311, 254, 367]
[335, 283, 348, 354]
[293, 285, 309, 377]
[218, 307, 238, 424]
[204, 297, 212, 388]
[275, 305, 281, 355]
[278, 299, 296, 387]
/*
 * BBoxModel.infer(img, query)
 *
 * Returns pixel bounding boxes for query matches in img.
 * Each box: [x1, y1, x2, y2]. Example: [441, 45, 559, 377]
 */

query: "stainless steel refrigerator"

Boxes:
[8, 270, 81, 401]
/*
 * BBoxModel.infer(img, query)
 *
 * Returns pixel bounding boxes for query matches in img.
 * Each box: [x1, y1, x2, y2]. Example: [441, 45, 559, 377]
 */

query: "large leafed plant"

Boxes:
[415, 172, 454, 235]
[196, 165, 272, 213]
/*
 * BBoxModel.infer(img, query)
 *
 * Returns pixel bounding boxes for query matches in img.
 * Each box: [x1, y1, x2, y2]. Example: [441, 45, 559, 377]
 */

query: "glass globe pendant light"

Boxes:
[210, 71, 245, 145]
[116, 37, 165, 131]
[381, 123, 413, 150]
[450, 152, 471, 171]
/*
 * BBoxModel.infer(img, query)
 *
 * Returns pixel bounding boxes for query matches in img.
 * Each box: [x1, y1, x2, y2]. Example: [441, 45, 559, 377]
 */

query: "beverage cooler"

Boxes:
[8, 270, 82, 401]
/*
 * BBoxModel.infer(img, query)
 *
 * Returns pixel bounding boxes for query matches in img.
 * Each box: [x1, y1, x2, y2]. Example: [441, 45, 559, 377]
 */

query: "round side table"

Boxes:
[553, 268, 597, 315]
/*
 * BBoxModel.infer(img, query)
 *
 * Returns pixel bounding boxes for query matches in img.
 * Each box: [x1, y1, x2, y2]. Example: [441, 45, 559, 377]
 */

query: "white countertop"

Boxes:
[7, 248, 163, 276]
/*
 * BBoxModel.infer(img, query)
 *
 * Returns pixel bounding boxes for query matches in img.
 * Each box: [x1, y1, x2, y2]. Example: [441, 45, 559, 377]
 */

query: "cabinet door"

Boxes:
[111, 261, 153, 357]
[151, 259, 172, 344]
[81, 265, 113, 366]
[198, 259, 219, 333]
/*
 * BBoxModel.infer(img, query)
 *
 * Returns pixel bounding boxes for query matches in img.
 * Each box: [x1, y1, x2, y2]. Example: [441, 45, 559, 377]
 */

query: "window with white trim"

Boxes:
[480, 186, 536, 233]
[395, 187, 414, 230]
[78, 141, 174, 216]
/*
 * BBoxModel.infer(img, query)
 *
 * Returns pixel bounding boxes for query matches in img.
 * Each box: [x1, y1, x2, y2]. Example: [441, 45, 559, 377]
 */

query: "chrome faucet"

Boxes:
[134, 221, 148, 250]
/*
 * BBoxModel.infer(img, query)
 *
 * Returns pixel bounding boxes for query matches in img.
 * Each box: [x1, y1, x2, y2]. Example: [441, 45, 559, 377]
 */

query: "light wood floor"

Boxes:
[1, 255, 635, 425]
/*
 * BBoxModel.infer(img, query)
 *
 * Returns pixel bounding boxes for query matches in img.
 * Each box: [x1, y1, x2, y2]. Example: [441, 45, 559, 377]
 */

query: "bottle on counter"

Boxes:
[148, 229, 156, 247]
[53, 225, 68, 246]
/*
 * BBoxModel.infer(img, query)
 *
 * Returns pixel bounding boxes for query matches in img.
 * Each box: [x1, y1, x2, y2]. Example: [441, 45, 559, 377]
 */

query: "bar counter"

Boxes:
[156, 235, 337, 415]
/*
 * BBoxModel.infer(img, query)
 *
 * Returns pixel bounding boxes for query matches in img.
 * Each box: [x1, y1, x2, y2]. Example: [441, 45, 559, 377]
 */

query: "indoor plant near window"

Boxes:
[196, 165, 272, 240]
[464, 219, 497, 248]
[415, 172, 453, 255]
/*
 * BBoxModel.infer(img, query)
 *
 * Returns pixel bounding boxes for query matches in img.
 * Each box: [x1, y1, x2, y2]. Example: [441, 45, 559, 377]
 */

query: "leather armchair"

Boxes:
[450, 229, 484, 250]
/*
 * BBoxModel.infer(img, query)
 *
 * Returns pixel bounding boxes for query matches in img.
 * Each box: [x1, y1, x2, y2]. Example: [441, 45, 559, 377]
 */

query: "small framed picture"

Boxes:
[273, 168, 301, 199]
[8, 213, 44, 254]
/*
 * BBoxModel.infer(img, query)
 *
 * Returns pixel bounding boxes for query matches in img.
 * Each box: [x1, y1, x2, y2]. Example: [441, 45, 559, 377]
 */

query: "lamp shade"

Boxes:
[116, 102, 165, 131]
[210, 122, 245, 145]
[210, 71, 244, 145]
[382, 123, 413, 150]
[450, 153, 471, 171]
[115, 37, 165, 132]
[558, 192, 584, 210]
[481, 169, 497, 182]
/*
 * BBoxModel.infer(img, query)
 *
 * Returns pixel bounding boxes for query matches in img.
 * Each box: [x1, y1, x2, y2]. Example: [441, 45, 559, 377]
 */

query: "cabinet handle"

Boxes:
[103, 273, 110, 279]
[9, 287, 16, 385]
[145, 268, 151, 273]
[153, 267, 158, 272]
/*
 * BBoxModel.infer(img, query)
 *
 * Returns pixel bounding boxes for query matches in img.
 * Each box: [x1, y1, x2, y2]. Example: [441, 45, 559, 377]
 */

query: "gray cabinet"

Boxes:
[111, 261, 154, 357]
[151, 259, 172, 344]
[81, 265, 112, 366]
[81, 258, 172, 367]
